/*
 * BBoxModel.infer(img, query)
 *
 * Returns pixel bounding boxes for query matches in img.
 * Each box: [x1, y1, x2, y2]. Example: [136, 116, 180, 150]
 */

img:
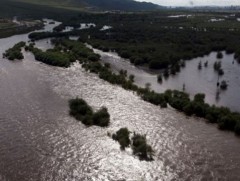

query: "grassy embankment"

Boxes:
[0, 19, 43, 39]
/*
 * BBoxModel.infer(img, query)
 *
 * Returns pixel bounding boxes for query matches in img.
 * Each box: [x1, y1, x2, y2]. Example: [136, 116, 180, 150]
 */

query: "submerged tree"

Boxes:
[214, 61, 222, 71]
[217, 52, 223, 59]
[182, 83, 186, 92]
[92, 107, 110, 127]
[218, 68, 224, 76]
[198, 61, 202, 70]
[220, 80, 228, 90]
[180, 60, 186, 68]
[157, 74, 163, 83]
[132, 133, 154, 161]
[129, 74, 135, 83]
[112, 128, 131, 150]
[163, 69, 169, 79]
[204, 61, 208, 67]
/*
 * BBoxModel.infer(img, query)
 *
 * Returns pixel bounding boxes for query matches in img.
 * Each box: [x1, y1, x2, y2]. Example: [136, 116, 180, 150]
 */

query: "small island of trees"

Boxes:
[112, 128, 154, 161]
[69, 98, 110, 127]
[3, 41, 25, 60]
[25, 43, 71, 67]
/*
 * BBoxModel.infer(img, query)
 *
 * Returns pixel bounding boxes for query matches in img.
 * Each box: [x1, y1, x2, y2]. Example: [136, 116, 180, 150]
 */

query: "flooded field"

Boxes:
[90, 47, 240, 112]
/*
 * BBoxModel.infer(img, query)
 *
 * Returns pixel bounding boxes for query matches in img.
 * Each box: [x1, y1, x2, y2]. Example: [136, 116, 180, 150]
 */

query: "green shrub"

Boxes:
[112, 128, 131, 150]
[132, 133, 154, 161]
[69, 98, 110, 127]
[3, 41, 25, 61]
[217, 52, 223, 59]
[69, 98, 93, 120]
[92, 107, 110, 127]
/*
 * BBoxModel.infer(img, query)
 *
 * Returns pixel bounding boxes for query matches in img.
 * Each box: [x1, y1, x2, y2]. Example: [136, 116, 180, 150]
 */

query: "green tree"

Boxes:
[92, 107, 110, 127]
[112, 128, 131, 150]
[132, 133, 154, 161]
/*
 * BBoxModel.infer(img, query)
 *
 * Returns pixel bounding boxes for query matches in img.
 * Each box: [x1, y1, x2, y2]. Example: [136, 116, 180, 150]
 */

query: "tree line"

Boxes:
[28, 12, 240, 76]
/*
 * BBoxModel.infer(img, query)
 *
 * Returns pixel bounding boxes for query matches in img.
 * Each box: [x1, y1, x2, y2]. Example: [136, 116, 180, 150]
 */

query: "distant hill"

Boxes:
[0, 0, 161, 19]
[83, 0, 160, 11]
[13, 0, 161, 11]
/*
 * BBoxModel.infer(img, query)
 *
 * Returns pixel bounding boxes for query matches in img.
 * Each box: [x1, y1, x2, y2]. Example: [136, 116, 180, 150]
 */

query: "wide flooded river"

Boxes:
[0, 20, 240, 181]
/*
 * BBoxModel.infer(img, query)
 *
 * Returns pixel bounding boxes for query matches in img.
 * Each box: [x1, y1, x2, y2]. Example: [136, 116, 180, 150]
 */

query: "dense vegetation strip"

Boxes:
[25, 43, 71, 67]
[3, 41, 26, 60]
[112, 128, 154, 161]
[26, 38, 240, 135]
[28, 12, 240, 73]
[69, 98, 110, 127]
[28, 31, 79, 41]
[162, 90, 240, 134]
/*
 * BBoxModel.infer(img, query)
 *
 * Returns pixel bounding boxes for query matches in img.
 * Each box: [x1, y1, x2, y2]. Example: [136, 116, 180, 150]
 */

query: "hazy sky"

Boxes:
[136, 0, 240, 6]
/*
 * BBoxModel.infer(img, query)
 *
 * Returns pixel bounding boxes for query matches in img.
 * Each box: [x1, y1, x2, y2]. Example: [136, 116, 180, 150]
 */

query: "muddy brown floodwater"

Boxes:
[0, 20, 240, 181]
